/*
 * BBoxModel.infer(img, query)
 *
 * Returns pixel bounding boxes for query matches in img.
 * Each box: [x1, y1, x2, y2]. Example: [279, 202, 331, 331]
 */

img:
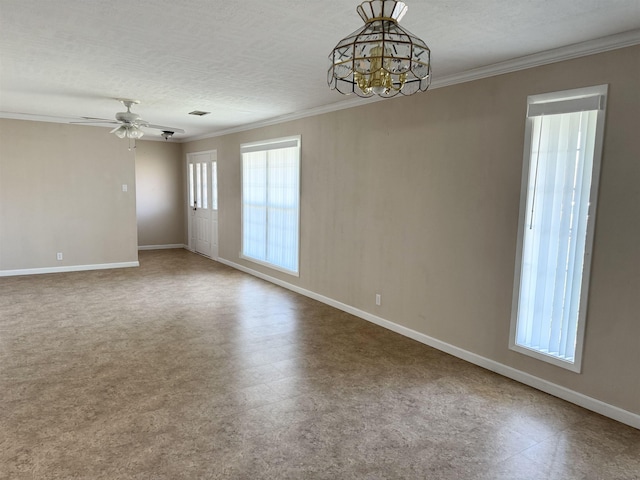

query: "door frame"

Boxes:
[186, 150, 218, 259]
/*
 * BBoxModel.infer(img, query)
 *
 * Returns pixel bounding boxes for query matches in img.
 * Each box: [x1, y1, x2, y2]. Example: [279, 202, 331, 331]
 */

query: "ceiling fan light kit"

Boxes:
[111, 124, 145, 139]
[328, 0, 431, 98]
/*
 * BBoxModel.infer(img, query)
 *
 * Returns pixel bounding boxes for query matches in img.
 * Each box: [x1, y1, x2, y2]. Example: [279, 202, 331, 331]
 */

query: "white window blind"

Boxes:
[510, 85, 607, 372]
[241, 137, 300, 275]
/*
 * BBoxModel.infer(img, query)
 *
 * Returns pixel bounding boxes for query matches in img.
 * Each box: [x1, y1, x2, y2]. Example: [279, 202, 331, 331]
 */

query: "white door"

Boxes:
[187, 151, 218, 258]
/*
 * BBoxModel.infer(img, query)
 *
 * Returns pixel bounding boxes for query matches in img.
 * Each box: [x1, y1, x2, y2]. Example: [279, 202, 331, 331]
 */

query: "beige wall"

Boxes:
[135, 140, 185, 247]
[182, 45, 640, 415]
[0, 120, 138, 270]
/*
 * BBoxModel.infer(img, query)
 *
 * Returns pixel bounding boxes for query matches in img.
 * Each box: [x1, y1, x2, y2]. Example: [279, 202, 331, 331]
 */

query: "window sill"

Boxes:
[239, 254, 300, 278]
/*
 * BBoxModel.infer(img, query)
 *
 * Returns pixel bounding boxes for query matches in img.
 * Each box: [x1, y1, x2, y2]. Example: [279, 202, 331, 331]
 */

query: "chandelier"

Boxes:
[328, 0, 431, 98]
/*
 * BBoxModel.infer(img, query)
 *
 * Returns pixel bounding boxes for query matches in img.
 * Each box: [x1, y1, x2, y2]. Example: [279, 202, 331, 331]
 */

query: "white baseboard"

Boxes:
[0, 261, 139, 277]
[138, 244, 186, 251]
[217, 257, 640, 430]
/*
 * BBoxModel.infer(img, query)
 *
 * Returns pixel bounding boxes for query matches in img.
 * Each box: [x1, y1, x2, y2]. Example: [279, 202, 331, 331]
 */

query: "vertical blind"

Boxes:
[241, 138, 300, 274]
[515, 104, 599, 362]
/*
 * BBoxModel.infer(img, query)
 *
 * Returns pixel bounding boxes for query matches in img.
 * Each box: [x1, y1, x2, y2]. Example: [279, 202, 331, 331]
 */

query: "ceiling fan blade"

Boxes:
[71, 120, 119, 125]
[143, 123, 185, 134]
[66, 101, 185, 135]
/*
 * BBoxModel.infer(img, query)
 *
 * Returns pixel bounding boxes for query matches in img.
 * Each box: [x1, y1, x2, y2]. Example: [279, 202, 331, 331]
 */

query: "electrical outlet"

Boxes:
[375, 294, 381, 306]
[56, 252, 63, 261]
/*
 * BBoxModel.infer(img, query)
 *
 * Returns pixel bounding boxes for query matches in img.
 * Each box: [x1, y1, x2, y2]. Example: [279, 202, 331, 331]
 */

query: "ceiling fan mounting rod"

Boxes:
[117, 99, 140, 111]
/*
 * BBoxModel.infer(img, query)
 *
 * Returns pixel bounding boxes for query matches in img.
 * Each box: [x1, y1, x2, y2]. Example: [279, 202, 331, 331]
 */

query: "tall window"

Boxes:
[510, 85, 607, 372]
[241, 136, 300, 275]
[211, 162, 218, 210]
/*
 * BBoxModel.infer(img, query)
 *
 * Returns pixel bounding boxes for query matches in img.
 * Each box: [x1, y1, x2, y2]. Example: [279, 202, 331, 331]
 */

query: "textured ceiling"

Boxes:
[1, 0, 639, 140]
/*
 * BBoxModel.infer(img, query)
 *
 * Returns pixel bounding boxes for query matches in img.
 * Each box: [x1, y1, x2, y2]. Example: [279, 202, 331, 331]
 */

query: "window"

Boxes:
[241, 136, 300, 275]
[510, 85, 607, 372]
[189, 162, 208, 209]
[211, 161, 218, 210]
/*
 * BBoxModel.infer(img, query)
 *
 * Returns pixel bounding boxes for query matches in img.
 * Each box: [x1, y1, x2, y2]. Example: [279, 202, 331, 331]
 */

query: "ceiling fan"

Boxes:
[73, 99, 185, 140]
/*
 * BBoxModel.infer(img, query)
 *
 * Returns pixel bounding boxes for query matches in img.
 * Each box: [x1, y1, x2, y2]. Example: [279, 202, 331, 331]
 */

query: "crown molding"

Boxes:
[2, 29, 638, 143]
[430, 28, 640, 90]
[182, 96, 381, 142]
[182, 28, 640, 142]
[0, 112, 79, 123]
[0, 113, 183, 143]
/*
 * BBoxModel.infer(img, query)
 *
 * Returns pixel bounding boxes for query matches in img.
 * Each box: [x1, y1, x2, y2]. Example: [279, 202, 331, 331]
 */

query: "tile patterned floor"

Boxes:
[1, 249, 638, 479]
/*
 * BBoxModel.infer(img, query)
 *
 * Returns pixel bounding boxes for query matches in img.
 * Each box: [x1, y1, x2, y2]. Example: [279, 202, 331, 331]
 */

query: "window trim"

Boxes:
[239, 135, 301, 277]
[509, 84, 608, 373]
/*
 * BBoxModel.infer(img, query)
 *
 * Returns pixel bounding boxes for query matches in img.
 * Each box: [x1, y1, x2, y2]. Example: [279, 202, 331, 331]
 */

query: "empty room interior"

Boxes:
[1, 1, 639, 478]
